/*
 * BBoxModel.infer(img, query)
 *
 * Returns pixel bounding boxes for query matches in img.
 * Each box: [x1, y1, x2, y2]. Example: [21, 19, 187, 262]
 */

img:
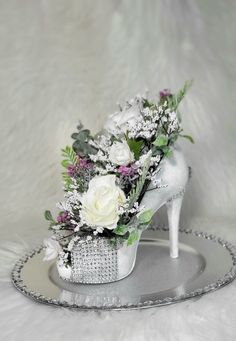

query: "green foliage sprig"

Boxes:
[61, 146, 77, 167]
[44, 210, 56, 229]
[126, 137, 144, 160]
[166, 80, 194, 144]
[71, 122, 97, 156]
[128, 154, 152, 209]
[168, 80, 193, 111]
[60, 146, 77, 191]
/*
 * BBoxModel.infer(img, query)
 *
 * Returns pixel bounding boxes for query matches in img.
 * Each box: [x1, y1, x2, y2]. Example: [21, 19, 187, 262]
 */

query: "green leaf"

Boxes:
[114, 225, 128, 236]
[61, 159, 71, 168]
[72, 140, 97, 156]
[172, 80, 193, 110]
[162, 146, 173, 158]
[44, 210, 53, 222]
[71, 133, 80, 140]
[127, 230, 139, 246]
[180, 134, 195, 143]
[61, 146, 77, 165]
[168, 133, 179, 145]
[79, 129, 90, 139]
[138, 209, 153, 224]
[153, 134, 168, 147]
[126, 138, 144, 160]
[62, 172, 73, 191]
[71, 124, 98, 156]
[128, 154, 152, 208]
[72, 129, 90, 141]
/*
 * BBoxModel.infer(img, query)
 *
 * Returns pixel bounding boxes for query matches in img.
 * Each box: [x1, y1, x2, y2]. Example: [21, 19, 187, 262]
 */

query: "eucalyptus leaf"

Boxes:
[72, 140, 97, 155]
[77, 130, 91, 141]
[71, 133, 80, 140]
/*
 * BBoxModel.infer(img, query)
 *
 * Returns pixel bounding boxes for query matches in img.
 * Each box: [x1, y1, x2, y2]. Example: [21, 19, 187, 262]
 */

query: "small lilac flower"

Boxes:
[57, 212, 70, 224]
[79, 158, 89, 168]
[159, 89, 171, 98]
[118, 165, 137, 177]
[67, 164, 77, 177]
[77, 156, 92, 169]
[56, 215, 62, 224]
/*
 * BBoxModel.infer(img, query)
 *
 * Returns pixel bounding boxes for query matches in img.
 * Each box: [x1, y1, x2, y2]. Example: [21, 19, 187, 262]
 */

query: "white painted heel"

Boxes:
[166, 194, 184, 258]
[140, 144, 189, 259]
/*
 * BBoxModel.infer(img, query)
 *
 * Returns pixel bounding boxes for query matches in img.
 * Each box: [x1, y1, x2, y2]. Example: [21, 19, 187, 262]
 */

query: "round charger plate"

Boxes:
[12, 227, 236, 310]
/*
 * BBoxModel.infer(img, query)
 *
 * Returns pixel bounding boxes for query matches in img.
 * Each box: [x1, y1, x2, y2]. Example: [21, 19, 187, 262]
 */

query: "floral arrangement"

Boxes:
[44, 81, 193, 265]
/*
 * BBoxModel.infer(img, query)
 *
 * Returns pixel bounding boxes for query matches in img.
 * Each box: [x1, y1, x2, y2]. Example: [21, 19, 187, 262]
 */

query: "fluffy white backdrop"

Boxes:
[1, 0, 236, 340]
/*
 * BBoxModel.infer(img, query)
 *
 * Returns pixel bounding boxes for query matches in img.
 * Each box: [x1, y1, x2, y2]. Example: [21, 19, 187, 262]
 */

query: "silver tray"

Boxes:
[11, 227, 236, 310]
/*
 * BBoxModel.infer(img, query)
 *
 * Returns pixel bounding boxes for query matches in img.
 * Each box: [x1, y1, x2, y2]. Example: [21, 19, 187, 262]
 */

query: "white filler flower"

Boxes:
[43, 237, 62, 261]
[80, 175, 126, 229]
[105, 102, 142, 134]
[109, 140, 134, 166]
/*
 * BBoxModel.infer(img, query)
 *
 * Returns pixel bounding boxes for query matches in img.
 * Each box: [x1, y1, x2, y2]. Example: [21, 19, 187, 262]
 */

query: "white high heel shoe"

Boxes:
[57, 145, 189, 283]
[141, 144, 190, 258]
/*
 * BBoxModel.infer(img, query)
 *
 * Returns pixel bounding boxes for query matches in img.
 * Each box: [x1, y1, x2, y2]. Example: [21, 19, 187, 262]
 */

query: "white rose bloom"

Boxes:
[109, 140, 134, 166]
[80, 175, 126, 230]
[43, 238, 62, 261]
[105, 103, 142, 134]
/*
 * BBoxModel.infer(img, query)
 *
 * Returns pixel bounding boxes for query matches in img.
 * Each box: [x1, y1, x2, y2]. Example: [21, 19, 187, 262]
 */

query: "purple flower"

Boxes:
[79, 158, 89, 168]
[57, 212, 70, 224]
[67, 164, 77, 177]
[159, 89, 172, 98]
[78, 156, 92, 169]
[118, 164, 137, 177]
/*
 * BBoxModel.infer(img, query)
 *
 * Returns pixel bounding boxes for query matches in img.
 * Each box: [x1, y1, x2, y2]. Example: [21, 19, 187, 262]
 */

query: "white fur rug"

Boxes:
[1, 218, 236, 341]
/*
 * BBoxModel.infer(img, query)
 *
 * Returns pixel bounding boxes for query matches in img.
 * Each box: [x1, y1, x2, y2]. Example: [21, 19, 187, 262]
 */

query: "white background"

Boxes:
[1, 1, 236, 340]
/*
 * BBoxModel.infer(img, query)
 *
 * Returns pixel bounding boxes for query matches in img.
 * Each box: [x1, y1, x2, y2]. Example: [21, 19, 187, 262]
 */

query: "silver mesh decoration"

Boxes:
[71, 237, 119, 284]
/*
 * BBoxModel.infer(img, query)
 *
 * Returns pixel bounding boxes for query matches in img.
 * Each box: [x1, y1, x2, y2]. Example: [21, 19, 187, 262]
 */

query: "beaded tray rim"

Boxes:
[11, 227, 236, 311]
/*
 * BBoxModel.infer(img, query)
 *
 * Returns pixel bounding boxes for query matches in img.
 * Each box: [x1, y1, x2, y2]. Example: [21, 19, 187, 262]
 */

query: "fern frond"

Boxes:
[62, 172, 73, 191]
[61, 146, 77, 165]
[172, 80, 193, 110]
[128, 154, 151, 208]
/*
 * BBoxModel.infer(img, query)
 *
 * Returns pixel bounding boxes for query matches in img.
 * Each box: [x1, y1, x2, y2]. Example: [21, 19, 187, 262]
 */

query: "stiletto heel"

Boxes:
[166, 194, 184, 258]
[140, 145, 189, 259]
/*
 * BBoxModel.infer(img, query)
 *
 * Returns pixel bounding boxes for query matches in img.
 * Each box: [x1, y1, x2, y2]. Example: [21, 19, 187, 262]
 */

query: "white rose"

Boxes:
[109, 140, 134, 166]
[43, 237, 62, 261]
[80, 175, 126, 230]
[105, 102, 142, 134]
